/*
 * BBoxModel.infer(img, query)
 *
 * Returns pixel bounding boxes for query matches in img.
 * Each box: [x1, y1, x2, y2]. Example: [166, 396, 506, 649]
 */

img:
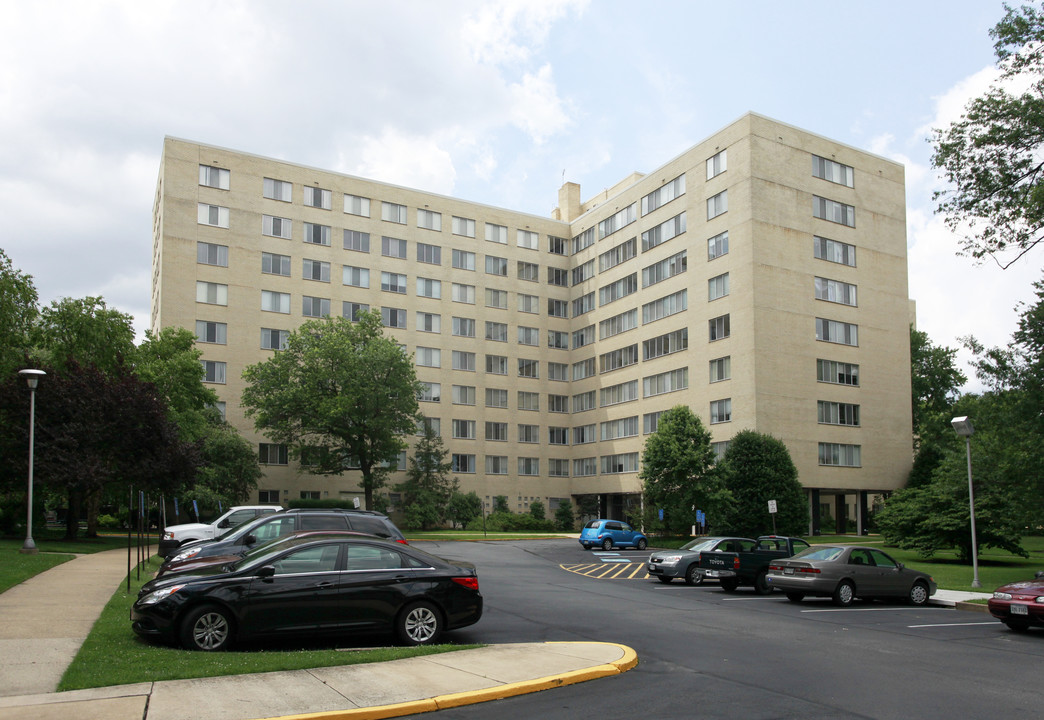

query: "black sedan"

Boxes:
[132, 534, 482, 651]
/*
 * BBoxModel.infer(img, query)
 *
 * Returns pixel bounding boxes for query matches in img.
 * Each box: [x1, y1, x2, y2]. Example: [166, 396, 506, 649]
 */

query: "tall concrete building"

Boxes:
[151, 113, 913, 533]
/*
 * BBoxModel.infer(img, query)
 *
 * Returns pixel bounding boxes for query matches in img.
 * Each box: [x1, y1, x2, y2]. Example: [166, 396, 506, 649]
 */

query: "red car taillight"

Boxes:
[396, 539, 409, 545]
[733, 556, 740, 570]
[797, 567, 821, 574]
[452, 577, 479, 591]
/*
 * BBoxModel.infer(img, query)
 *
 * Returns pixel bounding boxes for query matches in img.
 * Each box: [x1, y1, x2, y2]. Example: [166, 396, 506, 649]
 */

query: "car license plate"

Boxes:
[784, 567, 794, 575]
[1011, 603, 1029, 616]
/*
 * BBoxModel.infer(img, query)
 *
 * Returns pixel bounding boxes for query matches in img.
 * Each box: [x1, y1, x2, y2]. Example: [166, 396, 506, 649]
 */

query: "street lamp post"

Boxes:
[18, 369, 45, 555]
[950, 416, 981, 588]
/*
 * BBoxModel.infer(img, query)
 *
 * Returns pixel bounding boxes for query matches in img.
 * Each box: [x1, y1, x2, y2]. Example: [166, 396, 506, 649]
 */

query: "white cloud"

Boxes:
[353, 129, 458, 196]
[508, 64, 573, 144]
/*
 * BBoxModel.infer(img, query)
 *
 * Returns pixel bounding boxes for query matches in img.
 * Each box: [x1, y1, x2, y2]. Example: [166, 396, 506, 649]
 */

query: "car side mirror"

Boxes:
[245, 534, 257, 546]
[217, 519, 229, 528]
[257, 565, 275, 579]
[1035, 570, 1044, 579]
[896, 563, 904, 570]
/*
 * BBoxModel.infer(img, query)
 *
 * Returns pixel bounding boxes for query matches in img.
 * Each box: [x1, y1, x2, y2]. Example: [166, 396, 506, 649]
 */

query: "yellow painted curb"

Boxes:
[268, 642, 637, 720]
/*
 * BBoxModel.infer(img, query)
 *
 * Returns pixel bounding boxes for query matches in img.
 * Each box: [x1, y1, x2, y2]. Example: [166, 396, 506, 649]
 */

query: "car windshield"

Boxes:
[680, 538, 719, 551]
[232, 534, 331, 571]
[790, 546, 844, 561]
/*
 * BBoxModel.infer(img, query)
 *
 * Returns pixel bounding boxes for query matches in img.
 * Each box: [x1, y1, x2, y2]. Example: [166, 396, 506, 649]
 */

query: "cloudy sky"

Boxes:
[1, 0, 1037, 391]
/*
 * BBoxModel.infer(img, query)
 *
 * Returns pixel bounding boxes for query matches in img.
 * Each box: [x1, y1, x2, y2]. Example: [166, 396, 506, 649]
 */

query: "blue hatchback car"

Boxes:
[579, 519, 648, 551]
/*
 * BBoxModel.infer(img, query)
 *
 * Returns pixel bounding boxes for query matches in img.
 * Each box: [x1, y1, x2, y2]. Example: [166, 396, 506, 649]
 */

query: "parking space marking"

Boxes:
[559, 562, 651, 580]
[907, 622, 998, 628]
[800, 607, 943, 613]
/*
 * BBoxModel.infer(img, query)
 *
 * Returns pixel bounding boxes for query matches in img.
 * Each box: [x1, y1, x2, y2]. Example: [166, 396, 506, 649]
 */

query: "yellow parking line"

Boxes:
[559, 562, 650, 580]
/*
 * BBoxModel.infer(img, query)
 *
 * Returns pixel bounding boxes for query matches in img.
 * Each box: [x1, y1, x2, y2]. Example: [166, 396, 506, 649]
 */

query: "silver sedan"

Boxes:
[766, 545, 936, 607]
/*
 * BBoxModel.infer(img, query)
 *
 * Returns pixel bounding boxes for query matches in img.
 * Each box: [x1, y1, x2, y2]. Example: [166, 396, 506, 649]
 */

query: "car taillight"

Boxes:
[396, 539, 409, 545]
[769, 564, 783, 571]
[733, 556, 740, 569]
[452, 577, 479, 591]
[797, 567, 821, 574]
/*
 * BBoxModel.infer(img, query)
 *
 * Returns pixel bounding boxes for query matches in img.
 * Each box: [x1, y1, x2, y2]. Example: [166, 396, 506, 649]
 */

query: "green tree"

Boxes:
[640, 405, 729, 536]
[492, 495, 510, 514]
[134, 327, 219, 442]
[0, 249, 38, 378]
[396, 420, 455, 530]
[193, 420, 264, 509]
[33, 297, 135, 375]
[931, 2, 1044, 268]
[446, 490, 482, 529]
[241, 312, 421, 510]
[554, 501, 575, 532]
[715, 430, 807, 538]
[529, 499, 546, 520]
[910, 326, 967, 448]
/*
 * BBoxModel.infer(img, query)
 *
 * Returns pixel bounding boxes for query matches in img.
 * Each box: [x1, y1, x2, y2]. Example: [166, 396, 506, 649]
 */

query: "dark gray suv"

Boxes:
[160, 508, 406, 566]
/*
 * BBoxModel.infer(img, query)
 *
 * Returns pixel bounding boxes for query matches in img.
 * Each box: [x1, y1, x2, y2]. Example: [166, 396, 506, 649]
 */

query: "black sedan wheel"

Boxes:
[180, 604, 233, 651]
[786, 591, 805, 603]
[397, 601, 443, 645]
[908, 581, 929, 606]
[832, 580, 855, 607]
[685, 565, 704, 586]
[636, 538, 648, 551]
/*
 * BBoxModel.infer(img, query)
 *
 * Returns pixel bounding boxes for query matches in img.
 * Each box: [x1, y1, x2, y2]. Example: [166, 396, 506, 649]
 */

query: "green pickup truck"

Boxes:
[697, 535, 811, 594]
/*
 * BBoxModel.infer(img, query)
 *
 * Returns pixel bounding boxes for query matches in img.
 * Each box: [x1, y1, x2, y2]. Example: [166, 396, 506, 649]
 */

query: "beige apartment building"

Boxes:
[151, 112, 913, 533]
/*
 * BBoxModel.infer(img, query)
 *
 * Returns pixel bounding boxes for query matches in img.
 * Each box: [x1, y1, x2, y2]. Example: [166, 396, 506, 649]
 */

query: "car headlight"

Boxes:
[658, 554, 683, 566]
[171, 547, 201, 563]
[139, 584, 185, 606]
[1036, 596, 1044, 603]
[162, 532, 175, 541]
[993, 592, 1012, 601]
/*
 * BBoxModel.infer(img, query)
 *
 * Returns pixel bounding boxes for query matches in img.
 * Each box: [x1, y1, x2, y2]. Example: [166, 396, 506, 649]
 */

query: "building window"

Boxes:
[549, 236, 569, 255]
[600, 344, 639, 374]
[572, 259, 595, 286]
[382, 236, 407, 258]
[600, 309, 638, 340]
[644, 328, 688, 361]
[453, 350, 475, 371]
[486, 455, 509, 475]
[201, 360, 226, 384]
[485, 321, 507, 342]
[261, 290, 290, 313]
[343, 265, 370, 288]
[643, 289, 687, 324]
[548, 426, 568, 445]
[199, 165, 230, 190]
[382, 202, 407, 224]
[197, 203, 230, 228]
[600, 379, 639, 407]
[818, 401, 860, 426]
[303, 222, 331, 246]
[518, 358, 539, 378]
[416, 417, 440, 436]
[485, 255, 508, 276]
[710, 398, 732, 424]
[641, 212, 686, 252]
[712, 441, 730, 462]
[707, 231, 729, 260]
[548, 267, 569, 287]
[573, 357, 596, 381]
[812, 155, 854, 187]
[518, 326, 539, 346]
[517, 229, 539, 249]
[257, 489, 279, 503]
[814, 236, 856, 266]
[813, 196, 855, 227]
[641, 174, 685, 216]
[601, 452, 639, 474]
[259, 443, 288, 465]
[452, 283, 475, 304]
[303, 259, 331, 282]
[572, 390, 596, 413]
[452, 385, 476, 406]
[344, 229, 370, 253]
[485, 223, 507, 244]
[486, 422, 508, 442]
[642, 250, 687, 288]
[195, 320, 227, 345]
[597, 203, 637, 239]
[344, 302, 370, 321]
[417, 243, 441, 265]
[197, 241, 228, 267]
[452, 454, 476, 473]
[303, 186, 331, 209]
[518, 294, 539, 314]
[382, 307, 406, 328]
[517, 261, 539, 282]
[518, 391, 540, 411]
[452, 216, 476, 237]
[486, 388, 508, 408]
[486, 288, 508, 309]
[344, 194, 370, 217]
[196, 281, 227, 306]
[706, 149, 727, 180]
[263, 178, 292, 202]
[486, 354, 507, 375]
[817, 359, 859, 386]
[418, 382, 441, 403]
[573, 424, 596, 445]
[452, 419, 476, 439]
[416, 347, 441, 368]
[417, 208, 441, 231]
[548, 298, 569, 318]
[549, 459, 570, 477]
[709, 356, 731, 383]
[643, 411, 662, 435]
[599, 273, 638, 306]
[816, 318, 858, 346]
[600, 237, 637, 273]
[417, 312, 441, 334]
[261, 328, 288, 350]
[416, 277, 441, 299]
[452, 249, 475, 271]
[819, 443, 861, 467]
[548, 330, 569, 350]
[517, 457, 540, 476]
[263, 252, 291, 276]
[573, 292, 595, 317]
[573, 457, 597, 477]
[573, 227, 595, 254]
[302, 296, 331, 318]
[815, 277, 857, 306]
[518, 425, 540, 444]
[643, 367, 688, 397]
[543, 364, 565, 383]
[601, 416, 639, 441]
[707, 190, 728, 220]
[548, 394, 569, 412]
[709, 313, 730, 341]
[708, 272, 730, 301]
[263, 215, 292, 239]
[453, 317, 476, 338]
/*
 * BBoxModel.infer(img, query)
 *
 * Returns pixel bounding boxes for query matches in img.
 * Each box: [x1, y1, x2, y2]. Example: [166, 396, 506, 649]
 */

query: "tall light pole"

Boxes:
[951, 416, 980, 588]
[18, 369, 46, 555]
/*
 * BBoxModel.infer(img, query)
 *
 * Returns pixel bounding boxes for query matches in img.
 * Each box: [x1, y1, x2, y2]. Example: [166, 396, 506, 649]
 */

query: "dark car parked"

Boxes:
[161, 508, 406, 568]
[988, 571, 1044, 632]
[132, 534, 482, 651]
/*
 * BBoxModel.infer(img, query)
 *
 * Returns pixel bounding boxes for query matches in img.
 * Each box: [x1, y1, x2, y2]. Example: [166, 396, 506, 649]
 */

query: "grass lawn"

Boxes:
[0, 530, 143, 594]
[59, 557, 479, 691]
